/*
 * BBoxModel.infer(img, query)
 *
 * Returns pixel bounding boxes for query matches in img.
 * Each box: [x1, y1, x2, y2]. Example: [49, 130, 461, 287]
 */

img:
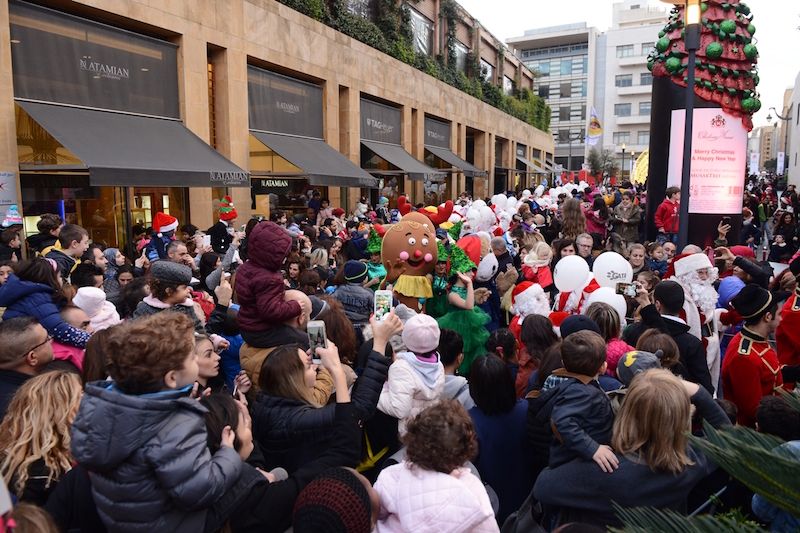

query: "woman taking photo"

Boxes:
[533, 369, 730, 529]
[0, 371, 83, 506]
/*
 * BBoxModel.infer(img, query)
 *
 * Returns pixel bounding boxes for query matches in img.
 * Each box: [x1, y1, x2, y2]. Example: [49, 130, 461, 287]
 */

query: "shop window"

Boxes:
[613, 132, 630, 145]
[208, 61, 217, 149]
[616, 45, 634, 58]
[615, 75, 632, 88]
[538, 85, 550, 99]
[410, 8, 433, 56]
[638, 131, 650, 145]
[641, 73, 653, 86]
[481, 59, 495, 83]
[503, 76, 514, 96]
[615, 103, 632, 117]
[455, 41, 469, 72]
[639, 102, 652, 115]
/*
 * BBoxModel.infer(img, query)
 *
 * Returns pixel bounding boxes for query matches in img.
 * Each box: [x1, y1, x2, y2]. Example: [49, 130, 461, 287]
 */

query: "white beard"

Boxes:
[678, 269, 718, 321]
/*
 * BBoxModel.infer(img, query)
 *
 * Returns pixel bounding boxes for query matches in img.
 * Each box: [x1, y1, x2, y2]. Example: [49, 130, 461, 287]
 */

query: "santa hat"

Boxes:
[669, 252, 713, 279]
[510, 282, 550, 323]
[456, 235, 483, 269]
[549, 311, 569, 337]
[153, 212, 178, 234]
[219, 196, 238, 221]
[729, 245, 755, 259]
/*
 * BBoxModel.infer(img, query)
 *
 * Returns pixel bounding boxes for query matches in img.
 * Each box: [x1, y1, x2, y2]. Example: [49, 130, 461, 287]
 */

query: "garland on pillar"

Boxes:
[648, 0, 760, 131]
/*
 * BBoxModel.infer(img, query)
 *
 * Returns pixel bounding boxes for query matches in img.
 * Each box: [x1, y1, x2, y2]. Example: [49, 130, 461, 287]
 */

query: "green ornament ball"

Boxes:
[665, 57, 682, 73]
[701, 2, 708, 12]
[659, 30, 666, 38]
[753, 99, 761, 112]
[740, 3, 751, 15]
[741, 98, 756, 112]
[647, 60, 654, 71]
[720, 20, 737, 34]
[705, 42, 724, 59]
[743, 43, 758, 59]
[747, 23, 756, 35]
[656, 37, 670, 53]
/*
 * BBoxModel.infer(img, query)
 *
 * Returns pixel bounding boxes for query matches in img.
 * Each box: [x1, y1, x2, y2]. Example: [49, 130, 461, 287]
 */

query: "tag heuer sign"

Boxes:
[210, 171, 249, 184]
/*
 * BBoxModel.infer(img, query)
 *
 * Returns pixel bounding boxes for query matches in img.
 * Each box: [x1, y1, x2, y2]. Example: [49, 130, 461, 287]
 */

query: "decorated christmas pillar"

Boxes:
[645, 0, 759, 247]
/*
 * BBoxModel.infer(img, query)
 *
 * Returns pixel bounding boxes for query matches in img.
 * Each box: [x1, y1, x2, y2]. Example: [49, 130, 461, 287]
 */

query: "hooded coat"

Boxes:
[70, 382, 243, 533]
[0, 274, 91, 348]
[235, 222, 301, 334]
[377, 352, 445, 435]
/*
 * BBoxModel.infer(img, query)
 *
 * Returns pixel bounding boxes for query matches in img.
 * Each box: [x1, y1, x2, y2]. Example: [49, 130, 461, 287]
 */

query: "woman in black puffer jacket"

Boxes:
[525, 345, 564, 477]
[251, 312, 401, 473]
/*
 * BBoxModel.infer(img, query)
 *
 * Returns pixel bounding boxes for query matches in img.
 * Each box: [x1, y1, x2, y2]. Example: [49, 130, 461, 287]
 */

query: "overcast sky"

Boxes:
[456, 0, 799, 128]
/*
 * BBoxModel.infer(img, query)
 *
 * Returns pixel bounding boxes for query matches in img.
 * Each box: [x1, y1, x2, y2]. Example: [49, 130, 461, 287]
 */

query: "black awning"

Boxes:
[425, 145, 488, 178]
[17, 100, 249, 187]
[361, 140, 445, 182]
[516, 154, 548, 174]
[251, 131, 378, 188]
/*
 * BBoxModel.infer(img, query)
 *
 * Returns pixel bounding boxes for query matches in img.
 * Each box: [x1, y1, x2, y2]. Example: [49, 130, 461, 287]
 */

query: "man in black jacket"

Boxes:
[0, 317, 54, 417]
[623, 281, 714, 395]
[207, 195, 238, 254]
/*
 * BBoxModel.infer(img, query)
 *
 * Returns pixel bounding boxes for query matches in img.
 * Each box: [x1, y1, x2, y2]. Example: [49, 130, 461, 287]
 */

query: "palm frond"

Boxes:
[687, 421, 800, 517]
[610, 504, 768, 533]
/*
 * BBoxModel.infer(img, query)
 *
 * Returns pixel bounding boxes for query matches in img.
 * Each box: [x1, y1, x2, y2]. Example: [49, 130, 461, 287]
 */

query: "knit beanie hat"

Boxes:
[150, 260, 192, 285]
[559, 315, 601, 339]
[219, 196, 238, 221]
[2, 206, 21, 227]
[72, 287, 107, 318]
[343, 260, 368, 284]
[616, 350, 662, 387]
[293, 467, 373, 533]
[332, 208, 346, 218]
[152, 212, 178, 234]
[365, 229, 382, 254]
[402, 313, 440, 354]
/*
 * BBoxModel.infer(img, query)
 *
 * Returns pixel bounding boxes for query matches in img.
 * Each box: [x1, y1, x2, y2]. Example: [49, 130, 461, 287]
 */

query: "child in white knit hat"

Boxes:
[73, 286, 121, 331]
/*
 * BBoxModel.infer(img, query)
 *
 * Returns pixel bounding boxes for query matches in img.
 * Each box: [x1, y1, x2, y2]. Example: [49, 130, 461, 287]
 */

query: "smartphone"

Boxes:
[375, 290, 393, 323]
[616, 282, 638, 298]
[722, 216, 731, 226]
[202, 234, 211, 248]
[307, 320, 328, 365]
[231, 383, 238, 398]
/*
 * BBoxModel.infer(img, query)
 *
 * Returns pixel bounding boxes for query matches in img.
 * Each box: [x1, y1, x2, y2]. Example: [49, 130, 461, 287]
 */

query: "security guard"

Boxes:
[721, 284, 792, 427]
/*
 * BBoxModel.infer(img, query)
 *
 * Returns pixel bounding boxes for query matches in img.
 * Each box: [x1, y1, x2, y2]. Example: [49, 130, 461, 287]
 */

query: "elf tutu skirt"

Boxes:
[437, 307, 490, 376]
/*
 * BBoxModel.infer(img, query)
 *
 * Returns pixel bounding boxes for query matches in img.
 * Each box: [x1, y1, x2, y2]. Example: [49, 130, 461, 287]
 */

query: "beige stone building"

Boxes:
[0, 0, 553, 254]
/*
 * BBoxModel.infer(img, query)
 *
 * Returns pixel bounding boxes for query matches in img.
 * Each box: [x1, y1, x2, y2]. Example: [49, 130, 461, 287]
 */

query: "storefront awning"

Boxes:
[251, 131, 378, 189]
[361, 140, 445, 182]
[516, 154, 548, 174]
[17, 101, 249, 187]
[425, 145, 487, 178]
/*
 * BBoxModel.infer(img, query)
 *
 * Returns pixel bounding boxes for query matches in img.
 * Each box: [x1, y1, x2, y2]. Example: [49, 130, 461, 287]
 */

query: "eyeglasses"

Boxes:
[21, 334, 53, 356]
[577, 243, 592, 249]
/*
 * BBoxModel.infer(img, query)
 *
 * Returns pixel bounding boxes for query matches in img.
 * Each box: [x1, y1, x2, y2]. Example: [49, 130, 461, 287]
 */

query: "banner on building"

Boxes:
[778, 152, 785, 176]
[0, 172, 18, 221]
[667, 109, 747, 215]
[750, 153, 760, 174]
[586, 107, 602, 146]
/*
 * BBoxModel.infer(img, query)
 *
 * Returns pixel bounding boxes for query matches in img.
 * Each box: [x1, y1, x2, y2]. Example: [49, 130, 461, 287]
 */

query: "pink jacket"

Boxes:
[606, 338, 635, 377]
[374, 462, 499, 533]
[52, 341, 85, 372]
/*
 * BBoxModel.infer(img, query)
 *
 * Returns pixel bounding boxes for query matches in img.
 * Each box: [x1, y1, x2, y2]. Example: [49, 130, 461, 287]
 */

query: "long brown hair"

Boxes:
[612, 369, 694, 474]
[14, 258, 67, 304]
[318, 296, 356, 364]
[561, 198, 587, 242]
[258, 344, 320, 407]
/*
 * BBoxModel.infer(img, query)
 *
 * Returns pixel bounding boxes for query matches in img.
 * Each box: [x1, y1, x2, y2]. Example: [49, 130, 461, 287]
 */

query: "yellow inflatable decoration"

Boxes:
[631, 148, 649, 186]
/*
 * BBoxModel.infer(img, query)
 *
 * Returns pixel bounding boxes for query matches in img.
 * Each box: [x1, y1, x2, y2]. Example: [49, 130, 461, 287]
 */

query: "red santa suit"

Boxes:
[666, 253, 721, 394]
[556, 274, 600, 316]
[508, 282, 551, 397]
[776, 287, 800, 368]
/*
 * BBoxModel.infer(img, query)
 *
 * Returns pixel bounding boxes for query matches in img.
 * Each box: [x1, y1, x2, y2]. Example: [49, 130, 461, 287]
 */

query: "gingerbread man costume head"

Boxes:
[382, 211, 438, 311]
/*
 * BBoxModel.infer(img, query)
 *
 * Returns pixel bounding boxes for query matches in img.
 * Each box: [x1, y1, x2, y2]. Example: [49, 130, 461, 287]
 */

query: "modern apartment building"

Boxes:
[788, 72, 800, 183]
[602, 1, 668, 179]
[507, 24, 603, 171]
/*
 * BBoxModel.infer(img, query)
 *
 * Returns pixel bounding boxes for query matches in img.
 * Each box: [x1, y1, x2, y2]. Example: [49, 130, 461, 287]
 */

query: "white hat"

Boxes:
[673, 252, 713, 278]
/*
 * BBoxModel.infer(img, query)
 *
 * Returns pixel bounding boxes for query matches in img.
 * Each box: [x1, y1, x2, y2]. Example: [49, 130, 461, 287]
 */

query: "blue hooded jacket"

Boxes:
[0, 274, 91, 348]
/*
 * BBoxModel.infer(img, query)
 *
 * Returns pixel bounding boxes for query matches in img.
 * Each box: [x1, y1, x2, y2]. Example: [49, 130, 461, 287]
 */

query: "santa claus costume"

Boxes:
[555, 273, 600, 316]
[666, 253, 721, 394]
[508, 282, 551, 397]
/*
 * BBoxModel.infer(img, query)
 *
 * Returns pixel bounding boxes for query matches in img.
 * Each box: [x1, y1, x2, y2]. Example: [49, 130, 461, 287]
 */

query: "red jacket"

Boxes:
[236, 222, 301, 334]
[654, 198, 680, 233]
[776, 291, 800, 368]
[721, 328, 788, 427]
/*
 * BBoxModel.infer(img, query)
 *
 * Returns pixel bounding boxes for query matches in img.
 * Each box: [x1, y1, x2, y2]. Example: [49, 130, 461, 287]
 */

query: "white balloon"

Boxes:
[479, 205, 495, 222]
[592, 252, 633, 289]
[535, 185, 545, 197]
[553, 256, 591, 293]
[505, 206, 517, 216]
[586, 287, 628, 324]
[472, 200, 486, 210]
[522, 189, 533, 198]
[492, 194, 508, 209]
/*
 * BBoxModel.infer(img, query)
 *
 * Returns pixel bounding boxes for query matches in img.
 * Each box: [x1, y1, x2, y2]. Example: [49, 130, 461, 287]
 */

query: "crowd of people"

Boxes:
[0, 179, 798, 533]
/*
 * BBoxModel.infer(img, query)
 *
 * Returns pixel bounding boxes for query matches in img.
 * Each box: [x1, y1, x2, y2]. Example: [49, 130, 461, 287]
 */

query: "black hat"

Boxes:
[560, 315, 601, 339]
[730, 284, 790, 321]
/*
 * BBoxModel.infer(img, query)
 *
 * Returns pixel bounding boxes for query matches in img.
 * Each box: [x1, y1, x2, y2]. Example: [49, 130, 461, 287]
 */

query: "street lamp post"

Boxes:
[673, 0, 701, 252]
[630, 150, 635, 180]
[621, 142, 626, 183]
[767, 107, 792, 179]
